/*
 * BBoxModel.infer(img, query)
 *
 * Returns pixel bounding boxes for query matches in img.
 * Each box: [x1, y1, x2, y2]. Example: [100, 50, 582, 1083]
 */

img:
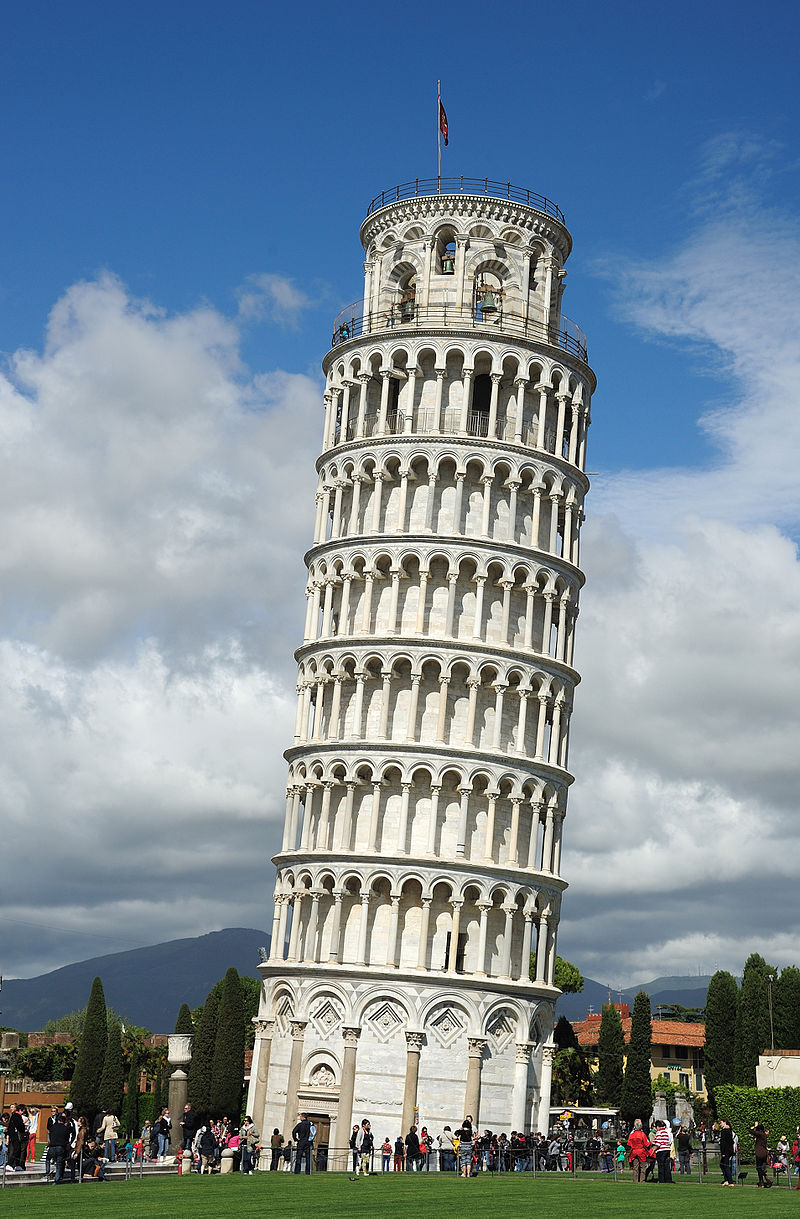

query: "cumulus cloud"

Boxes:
[0, 275, 320, 976]
[236, 272, 314, 326]
[560, 139, 800, 986]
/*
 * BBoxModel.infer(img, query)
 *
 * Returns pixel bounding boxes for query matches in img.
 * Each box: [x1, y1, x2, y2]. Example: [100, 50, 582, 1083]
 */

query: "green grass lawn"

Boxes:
[2, 1172, 800, 1218]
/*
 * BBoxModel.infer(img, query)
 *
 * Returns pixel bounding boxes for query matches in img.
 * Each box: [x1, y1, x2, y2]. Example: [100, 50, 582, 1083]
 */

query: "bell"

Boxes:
[442, 253, 455, 274]
[400, 299, 415, 321]
[480, 289, 498, 313]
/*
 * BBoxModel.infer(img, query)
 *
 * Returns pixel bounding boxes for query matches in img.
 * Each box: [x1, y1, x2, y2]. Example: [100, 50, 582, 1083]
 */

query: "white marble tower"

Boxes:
[248, 177, 595, 1156]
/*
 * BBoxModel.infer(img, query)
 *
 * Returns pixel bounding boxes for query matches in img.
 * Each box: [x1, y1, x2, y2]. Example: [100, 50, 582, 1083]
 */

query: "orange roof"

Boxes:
[571, 1018, 705, 1049]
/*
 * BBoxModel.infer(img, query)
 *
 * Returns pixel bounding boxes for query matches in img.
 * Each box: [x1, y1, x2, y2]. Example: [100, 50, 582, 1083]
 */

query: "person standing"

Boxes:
[626, 1119, 651, 1183]
[101, 1110, 120, 1162]
[269, 1128, 284, 1171]
[405, 1124, 421, 1171]
[156, 1108, 171, 1160]
[241, 1116, 259, 1174]
[751, 1121, 770, 1187]
[458, 1117, 474, 1178]
[7, 1106, 27, 1171]
[393, 1134, 405, 1172]
[292, 1112, 312, 1174]
[47, 1113, 70, 1184]
[355, 1118, 373, 1175]
[653, 1120, 673, 1182]
[676, 1126, 693, 1174]
[718, 1118, 735, 1186]
[180, 1104, 198, 1152]
[381, 1136, 392, 1172]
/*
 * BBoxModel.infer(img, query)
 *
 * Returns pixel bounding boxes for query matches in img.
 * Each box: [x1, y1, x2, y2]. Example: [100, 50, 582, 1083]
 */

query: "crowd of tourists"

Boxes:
[0, 1101, 261, 1183]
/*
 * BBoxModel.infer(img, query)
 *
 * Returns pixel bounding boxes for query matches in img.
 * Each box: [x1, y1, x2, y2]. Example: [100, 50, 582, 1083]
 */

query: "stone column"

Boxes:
[464, 1038, 487, 1125]
[401, 1031, 424, 1133]
[511, 1043, 532, 1132]
[282, 1020, 308, 1137]
[167, 1034, 193, 1155]
[250, 1019, 275, 1164]
[536, 1043, 556, 1133]
[334, 1026, 361, 1154]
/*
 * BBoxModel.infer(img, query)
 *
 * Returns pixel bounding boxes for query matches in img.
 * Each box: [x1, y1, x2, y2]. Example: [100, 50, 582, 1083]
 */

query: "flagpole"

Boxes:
[437, 79, 441, 192]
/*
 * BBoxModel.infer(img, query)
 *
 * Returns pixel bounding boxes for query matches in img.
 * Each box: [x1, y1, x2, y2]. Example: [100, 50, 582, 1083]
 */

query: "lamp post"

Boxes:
[767, 973, 776, 1053]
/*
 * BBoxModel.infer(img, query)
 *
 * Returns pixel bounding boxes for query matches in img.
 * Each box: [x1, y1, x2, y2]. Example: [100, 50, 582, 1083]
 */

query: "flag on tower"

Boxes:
[439, 95, 449, 146]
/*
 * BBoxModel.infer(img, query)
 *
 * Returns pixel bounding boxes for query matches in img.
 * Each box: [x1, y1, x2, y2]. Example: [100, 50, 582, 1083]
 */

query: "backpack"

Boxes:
[309, 1123, 317, 1142]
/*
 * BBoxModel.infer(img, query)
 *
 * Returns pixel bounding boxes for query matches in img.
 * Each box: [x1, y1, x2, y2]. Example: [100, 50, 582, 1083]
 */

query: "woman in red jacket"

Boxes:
[627, 1120, 652, 1183]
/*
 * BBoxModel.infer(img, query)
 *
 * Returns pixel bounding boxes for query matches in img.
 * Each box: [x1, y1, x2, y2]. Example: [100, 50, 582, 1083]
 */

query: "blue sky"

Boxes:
[2, 0, 800, 991]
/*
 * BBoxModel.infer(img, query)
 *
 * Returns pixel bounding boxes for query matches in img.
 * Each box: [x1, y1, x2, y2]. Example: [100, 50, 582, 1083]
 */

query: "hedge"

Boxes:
[714, 1084, 800, 1162]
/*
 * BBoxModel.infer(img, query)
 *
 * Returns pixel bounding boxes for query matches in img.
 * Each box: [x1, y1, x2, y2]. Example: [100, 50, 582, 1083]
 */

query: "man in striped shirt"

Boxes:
[653, 1120, 673, 1183]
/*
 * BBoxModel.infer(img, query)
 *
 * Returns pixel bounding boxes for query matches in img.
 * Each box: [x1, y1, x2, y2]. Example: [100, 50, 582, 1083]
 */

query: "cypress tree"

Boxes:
[174, 1003, 194, 1035]
[121, 1046, 140, 1139]
[620, 991, 652, 1124]
[188, 989, 218, 1117]
[97, 1019, 125, 1115]
[596, 1003, 625, 1106]
[704, 970, 738, 1110]
[774, 966, 800, 1050]
[69, 976, 108, 1119]
[733, 953, 772, 1084]
[210, 967, 245, 1119]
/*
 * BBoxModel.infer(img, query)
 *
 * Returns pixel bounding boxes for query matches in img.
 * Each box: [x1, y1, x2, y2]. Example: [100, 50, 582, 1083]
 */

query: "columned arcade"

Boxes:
[248, 178, 596, 1152]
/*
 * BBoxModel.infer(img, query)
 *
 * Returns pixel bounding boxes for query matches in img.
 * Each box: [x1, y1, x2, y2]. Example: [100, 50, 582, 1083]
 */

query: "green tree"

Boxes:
[596, 1003, 625, 1106]
[210, 967, 245, 1119]
[528, 954, 584, 993]
[188, 989, 218, 1117]
[240, 976, 261, 1048]
[657, 1003, 705, 1023]
[774, 966, 800, 1051]
[551, 1016, 593, 1105]
[704, 970, 738, 1110]
[69, 976, 108, 1119]
[174, 1003, 194, 1035]
[620, 990, 652, 1124]
[121, 1045, 140, 1138]
[97, 1019, 125, 1115]
[734, 953, 772, 1085]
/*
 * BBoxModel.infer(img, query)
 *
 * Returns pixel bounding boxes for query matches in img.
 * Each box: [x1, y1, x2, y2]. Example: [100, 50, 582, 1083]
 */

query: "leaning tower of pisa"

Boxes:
[248, 177, 595, 1156]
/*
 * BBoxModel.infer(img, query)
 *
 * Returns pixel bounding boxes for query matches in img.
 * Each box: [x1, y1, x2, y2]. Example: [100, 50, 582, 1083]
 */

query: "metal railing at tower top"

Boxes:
[365, 178, 565, 224]
[330, 299, 588, 362]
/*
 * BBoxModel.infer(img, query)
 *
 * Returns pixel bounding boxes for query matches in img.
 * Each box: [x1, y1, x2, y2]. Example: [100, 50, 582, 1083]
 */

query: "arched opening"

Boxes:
[470, 373, 491, 437]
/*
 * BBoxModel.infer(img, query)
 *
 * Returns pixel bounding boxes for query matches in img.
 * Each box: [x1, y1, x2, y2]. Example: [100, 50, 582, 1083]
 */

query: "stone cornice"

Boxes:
[322, 324, 595, 386]
[315, 433, 591, 496]
[304, 530, 585, 588]
[359, 193, 572, 262]
[294, 634, 581, 688]
[258, 957, 561, 1003]
[270, 846, 568, 894]
[283, 737, 574, 787]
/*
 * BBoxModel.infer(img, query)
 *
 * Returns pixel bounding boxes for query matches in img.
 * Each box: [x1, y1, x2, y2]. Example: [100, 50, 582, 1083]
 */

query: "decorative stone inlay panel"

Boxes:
[310, 997, 343, 1040]
[427, 1004, 466, 1049]
[365, 1000, 404, 1043]
[274, 994, 294, 1036]
[486, 1009, 516, 1052]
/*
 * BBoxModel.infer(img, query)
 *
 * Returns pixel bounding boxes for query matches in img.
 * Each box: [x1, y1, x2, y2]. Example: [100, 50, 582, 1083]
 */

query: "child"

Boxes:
[382, 1137, 392, 1172]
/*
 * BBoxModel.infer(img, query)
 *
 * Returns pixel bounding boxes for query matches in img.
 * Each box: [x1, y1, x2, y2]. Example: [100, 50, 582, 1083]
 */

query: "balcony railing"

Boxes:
[365, 177, 565, 224]
[330, 300, 587, 362]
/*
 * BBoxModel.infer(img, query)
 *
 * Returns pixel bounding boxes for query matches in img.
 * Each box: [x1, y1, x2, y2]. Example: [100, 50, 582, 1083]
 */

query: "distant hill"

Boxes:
[2, 928, 269, 1033]
[556, 973, 713, 1022]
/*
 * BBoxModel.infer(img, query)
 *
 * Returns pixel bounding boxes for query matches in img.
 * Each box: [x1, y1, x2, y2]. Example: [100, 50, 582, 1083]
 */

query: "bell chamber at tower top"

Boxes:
[322, 179, 595, 463]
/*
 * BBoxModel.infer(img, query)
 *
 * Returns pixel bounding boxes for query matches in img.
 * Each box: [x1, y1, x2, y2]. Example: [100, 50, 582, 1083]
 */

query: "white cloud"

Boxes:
[0, 275, 320, 977]
[236, 272, 314, 326]
[560, 141, 800, 986]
